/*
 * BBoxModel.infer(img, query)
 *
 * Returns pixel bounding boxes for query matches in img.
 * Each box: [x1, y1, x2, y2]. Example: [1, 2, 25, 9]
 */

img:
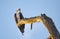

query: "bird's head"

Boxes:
[16, 8, 21, 13]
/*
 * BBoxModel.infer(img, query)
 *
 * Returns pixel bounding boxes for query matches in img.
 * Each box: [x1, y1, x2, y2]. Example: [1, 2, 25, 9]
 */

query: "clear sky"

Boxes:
[0, 0, 60, 39]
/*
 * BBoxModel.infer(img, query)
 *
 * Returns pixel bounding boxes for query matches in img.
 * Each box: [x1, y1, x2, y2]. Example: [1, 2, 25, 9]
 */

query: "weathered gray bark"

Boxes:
[16, 14, 60, 39]
[41, 14, 60, 39]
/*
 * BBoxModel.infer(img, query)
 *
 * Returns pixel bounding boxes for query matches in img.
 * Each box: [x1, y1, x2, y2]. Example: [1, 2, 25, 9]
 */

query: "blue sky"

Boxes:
[0, 0, 60, 39]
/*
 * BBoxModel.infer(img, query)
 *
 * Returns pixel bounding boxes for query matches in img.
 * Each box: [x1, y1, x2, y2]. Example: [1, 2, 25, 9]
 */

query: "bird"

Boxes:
[14, 8, 25, 35]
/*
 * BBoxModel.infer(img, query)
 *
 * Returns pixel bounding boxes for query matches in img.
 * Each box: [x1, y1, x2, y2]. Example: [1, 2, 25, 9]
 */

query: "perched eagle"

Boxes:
[14, 8, 25, 35]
